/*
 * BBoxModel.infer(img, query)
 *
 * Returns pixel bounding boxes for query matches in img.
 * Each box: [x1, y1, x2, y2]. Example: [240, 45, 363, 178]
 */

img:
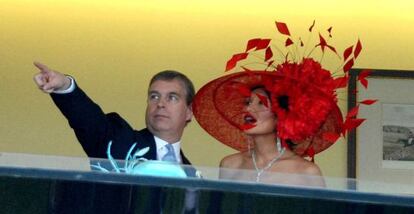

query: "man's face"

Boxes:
[145, 79, 192, 141]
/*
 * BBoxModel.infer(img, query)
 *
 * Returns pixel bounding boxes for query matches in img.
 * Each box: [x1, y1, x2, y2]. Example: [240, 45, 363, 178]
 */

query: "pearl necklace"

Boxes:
[252, 148, 285, 182]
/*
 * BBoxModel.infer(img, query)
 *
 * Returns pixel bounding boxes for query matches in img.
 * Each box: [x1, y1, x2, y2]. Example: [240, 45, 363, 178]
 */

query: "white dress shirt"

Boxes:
[53, 76, 76, 94]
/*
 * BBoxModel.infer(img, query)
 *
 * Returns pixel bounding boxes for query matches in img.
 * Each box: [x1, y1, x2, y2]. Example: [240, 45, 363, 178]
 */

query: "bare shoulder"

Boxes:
[286, 157, 325, 187]
[219, 152, 245, 169]
[290, 156, 323, 176]
[302, 160, 323, 176]
[219, 152, 250, 180]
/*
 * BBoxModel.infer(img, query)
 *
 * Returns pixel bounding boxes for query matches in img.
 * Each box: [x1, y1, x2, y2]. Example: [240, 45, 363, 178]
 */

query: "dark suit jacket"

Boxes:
[48, 85, 193, 214]
[51, 86, 191, 164]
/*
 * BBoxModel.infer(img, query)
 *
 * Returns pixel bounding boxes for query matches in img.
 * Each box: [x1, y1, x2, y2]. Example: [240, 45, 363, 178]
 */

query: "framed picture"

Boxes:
[347, 69, 414, 193]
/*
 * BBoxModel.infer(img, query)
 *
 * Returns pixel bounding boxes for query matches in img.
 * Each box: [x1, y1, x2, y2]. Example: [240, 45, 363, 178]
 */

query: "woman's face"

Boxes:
[243, 88, 276, 135]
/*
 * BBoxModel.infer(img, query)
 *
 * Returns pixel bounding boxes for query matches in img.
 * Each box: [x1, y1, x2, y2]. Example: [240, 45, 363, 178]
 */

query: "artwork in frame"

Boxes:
[347, 69, 414, 193]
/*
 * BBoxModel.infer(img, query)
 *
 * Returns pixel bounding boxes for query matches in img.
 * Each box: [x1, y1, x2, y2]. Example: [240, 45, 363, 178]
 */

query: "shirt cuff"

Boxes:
[53, 76, 76, 94]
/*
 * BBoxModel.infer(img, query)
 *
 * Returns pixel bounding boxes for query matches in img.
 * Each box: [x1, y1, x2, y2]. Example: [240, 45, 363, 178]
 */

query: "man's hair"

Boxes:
[149, 70, 195, 106]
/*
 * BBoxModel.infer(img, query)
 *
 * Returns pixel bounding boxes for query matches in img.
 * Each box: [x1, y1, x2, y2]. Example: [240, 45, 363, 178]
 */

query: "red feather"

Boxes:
[358, 69, 371, 88]
[309, 20, 315, 32]
[322, 132, 340, 143]
[354, 39, 362, 59]
[225, 52, 248, 71]
[343, 59, 354, 72]
[327, 45, 337, 54]
[360, 79, 368, 89]
[316, 34, 327, 52]
[342, 118, 365, 135]
[316, 34, 337, 54]
[327, 26, 333, 38]
[265, 47, 273, 61]
[333, 75, 349, 89]
[360, 99, 378, 105]
[346, 105, 360, 118]
[358, 69, 371, 79]
[256, 93, 269, 108]
[343, 45, 353, 61]
[255, 39, 271, 50]
[246, 38, 261, 52]
[275, 21, 291, 36]
[285, 38, 293, 47]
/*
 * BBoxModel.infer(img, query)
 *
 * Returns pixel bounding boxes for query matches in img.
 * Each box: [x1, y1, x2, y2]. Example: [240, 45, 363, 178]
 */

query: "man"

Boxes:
[33, 62, 196, 213]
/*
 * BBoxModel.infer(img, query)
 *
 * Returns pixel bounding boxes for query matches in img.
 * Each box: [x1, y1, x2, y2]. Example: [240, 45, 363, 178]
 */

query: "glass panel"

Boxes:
[1, 152, 413, 213]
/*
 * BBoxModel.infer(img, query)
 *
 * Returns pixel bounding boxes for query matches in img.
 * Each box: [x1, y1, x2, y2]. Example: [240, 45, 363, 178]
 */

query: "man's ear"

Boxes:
[186, 104, 193, 123]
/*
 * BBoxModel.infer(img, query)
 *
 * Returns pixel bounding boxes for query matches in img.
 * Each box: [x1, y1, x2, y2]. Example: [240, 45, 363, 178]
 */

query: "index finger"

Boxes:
[33, 61, 51, 73]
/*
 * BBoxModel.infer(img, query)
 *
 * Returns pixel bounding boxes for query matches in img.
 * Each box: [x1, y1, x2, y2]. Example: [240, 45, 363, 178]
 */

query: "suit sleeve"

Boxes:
[50, 86, 134, 159]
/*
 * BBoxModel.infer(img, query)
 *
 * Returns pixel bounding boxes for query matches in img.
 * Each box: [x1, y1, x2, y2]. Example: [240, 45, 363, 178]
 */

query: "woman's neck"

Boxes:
[251, 133, 281, 158]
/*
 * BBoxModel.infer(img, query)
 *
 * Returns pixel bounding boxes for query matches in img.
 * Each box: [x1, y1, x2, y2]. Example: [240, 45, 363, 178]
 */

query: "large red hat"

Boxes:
[192, 21, 372, 158]
[193, 68, 343, 157]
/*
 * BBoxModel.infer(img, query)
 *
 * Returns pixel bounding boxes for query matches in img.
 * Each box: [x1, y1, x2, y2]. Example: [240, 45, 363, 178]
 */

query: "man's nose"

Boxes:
[156, 97, 166, 108]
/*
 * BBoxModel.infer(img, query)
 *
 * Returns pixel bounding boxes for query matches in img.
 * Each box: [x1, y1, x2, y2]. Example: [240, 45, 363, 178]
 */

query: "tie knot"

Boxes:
[162, 144, 177, 162]
[166, 144, 174, 153]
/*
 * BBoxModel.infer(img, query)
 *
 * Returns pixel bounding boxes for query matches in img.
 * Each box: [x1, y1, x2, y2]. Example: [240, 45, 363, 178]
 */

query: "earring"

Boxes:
[276, 137, 282, 153]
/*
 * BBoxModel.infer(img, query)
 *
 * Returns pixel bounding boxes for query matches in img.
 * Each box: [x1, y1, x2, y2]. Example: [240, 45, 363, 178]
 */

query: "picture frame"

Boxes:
[347, 69, 414, 193]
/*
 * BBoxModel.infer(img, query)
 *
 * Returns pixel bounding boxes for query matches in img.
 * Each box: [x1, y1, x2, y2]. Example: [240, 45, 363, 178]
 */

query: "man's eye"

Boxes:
[149, 94, 159, 100]
[169, 95, 179, 102]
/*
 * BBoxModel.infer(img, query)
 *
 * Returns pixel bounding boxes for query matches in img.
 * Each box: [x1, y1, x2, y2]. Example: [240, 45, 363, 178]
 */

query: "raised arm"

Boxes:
[32, 62, 133, 158]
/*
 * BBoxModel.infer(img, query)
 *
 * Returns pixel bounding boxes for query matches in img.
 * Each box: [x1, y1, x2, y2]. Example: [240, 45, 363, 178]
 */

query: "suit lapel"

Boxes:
[135, 128, 157, 161]
[180, 150, 191, 165]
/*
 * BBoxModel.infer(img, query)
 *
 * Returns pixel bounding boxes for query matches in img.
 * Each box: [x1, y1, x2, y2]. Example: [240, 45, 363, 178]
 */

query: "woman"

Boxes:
[218, 86, 324, 186]
[192, 69, 345, 187]
[192, 21, 369, 187]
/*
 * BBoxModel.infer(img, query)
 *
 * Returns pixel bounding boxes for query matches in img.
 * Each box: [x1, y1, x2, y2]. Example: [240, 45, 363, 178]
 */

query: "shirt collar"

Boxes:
[154, 136, 182, 163]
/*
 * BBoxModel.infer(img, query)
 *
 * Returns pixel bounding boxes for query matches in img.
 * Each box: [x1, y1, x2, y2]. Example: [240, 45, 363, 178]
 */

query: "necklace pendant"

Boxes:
[251, 148, 286, 183]
[256, 171, 262, 182]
